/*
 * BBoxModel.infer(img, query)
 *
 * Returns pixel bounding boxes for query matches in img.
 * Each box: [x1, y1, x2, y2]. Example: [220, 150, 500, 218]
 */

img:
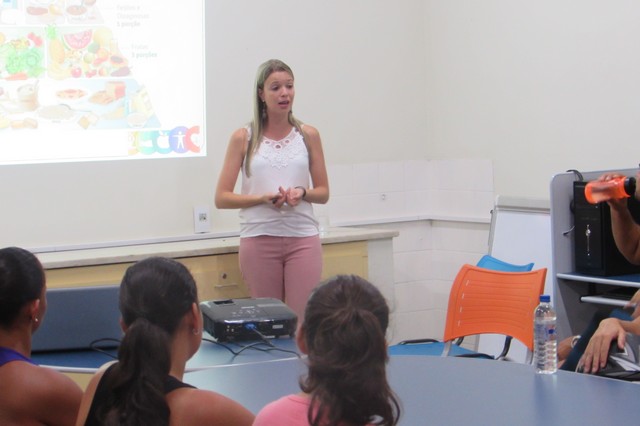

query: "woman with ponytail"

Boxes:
[75, 257, 254, 426]
[253, 275, 401, 426]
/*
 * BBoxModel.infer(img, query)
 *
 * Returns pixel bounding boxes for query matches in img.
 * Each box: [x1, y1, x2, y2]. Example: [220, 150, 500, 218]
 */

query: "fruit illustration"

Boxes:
[44, 25, 132, 80]
[92, 27, 113, 47]
[48, 61, 71, 79]
[49, 38, 65, 63]
[82, 52, 95, 63]
[63, 29, 92, 50]
[27, 32, 43, 47]
[70, 66, 82, 78]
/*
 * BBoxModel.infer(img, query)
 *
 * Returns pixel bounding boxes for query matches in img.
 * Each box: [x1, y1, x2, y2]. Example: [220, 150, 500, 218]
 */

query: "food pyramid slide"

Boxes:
[0, 0, 158, 132]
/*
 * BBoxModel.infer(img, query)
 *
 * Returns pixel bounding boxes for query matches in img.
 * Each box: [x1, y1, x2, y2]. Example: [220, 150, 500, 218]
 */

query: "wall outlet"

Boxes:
[193, 206, 211, 233]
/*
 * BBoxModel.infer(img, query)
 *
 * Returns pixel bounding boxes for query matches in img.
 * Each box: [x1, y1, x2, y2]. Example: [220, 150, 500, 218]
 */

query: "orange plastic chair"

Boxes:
[441, 264, 547, 362]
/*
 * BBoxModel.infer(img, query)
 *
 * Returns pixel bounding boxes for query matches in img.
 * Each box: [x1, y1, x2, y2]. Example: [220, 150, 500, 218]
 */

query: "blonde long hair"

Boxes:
[245, 59, 306, 177]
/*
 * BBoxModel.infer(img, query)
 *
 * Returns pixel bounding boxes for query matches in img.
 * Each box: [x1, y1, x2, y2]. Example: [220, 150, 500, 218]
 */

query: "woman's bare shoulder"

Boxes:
[5, 361, 79, 394]
[301, 123, 320, 138]
[1, 362, 82, 425]
[33, 363, 82, 401]
[231, 127, 250, 141]
[168, 387, 254, 425]
[226, 127, 250, 155]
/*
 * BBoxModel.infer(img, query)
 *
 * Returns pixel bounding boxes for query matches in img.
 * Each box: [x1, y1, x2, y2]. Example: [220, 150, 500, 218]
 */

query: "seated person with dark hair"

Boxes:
[75, 257, 254, 426]
[253, 274, 401, 426]
[0, 246, 82, 425]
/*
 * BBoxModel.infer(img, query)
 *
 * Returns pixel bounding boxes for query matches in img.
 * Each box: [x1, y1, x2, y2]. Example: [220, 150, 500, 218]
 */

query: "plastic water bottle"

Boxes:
[584, 176, 636, 204]
[534, 294, 557, 374]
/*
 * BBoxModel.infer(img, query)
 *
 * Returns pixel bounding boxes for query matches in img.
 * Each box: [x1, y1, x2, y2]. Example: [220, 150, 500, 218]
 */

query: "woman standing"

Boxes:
[215, 59, 329, 319]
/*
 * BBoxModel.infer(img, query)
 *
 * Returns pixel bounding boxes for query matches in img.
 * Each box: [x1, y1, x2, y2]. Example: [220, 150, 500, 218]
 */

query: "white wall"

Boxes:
[424, 0, 640, 199]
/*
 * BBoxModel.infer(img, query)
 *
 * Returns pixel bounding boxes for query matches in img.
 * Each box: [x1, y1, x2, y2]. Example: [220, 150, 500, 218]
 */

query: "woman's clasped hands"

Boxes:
[267, 186, 306, 208]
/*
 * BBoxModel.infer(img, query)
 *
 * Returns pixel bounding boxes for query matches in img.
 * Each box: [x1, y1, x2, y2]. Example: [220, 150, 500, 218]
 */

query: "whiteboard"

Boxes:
[477, 195, 553, 363]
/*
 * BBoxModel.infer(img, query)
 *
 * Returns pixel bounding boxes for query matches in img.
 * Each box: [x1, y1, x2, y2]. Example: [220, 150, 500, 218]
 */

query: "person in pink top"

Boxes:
[215, 59, 330, 320]
[253, 275, 401, 426]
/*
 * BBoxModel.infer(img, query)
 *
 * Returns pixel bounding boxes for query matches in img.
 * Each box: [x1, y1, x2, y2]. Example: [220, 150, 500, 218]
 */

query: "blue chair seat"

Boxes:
[476, 254, 534, 272]
[389, 341, 482, 357]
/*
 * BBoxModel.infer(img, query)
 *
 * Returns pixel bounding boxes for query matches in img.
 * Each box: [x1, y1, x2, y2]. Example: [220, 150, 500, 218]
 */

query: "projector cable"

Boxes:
[89, 338, 120, 359]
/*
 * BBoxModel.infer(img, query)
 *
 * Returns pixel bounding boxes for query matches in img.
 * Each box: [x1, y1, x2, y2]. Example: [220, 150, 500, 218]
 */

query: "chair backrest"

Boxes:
[443, 264, 547, 351]
[476, 254, 534, 272]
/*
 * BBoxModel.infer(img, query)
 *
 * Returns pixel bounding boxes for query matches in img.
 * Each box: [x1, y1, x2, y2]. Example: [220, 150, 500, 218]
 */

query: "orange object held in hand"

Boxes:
[584, 176, 636, 204]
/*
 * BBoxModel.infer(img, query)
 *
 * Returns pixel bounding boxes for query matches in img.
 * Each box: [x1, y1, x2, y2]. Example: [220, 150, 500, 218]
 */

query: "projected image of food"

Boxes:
[1, 25, 151, 131]
[23, 0, 103, 25]
[0, 0, 205, 164]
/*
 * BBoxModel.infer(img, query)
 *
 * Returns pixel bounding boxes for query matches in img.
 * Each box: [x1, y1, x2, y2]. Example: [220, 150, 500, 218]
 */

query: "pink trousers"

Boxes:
[239, 235, 322, 320]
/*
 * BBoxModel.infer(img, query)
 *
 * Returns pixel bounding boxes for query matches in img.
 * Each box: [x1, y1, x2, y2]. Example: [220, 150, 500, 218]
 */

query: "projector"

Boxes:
[200, 298, 298, 342]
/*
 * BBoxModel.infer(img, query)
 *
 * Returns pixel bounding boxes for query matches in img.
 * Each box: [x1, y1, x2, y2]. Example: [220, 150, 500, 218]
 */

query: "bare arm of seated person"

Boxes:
[167, 387, 255, 426]
[578, 316, 640, 374]
[627, 288, 640, 319]
[604, 171, 640, 265]
[1, 362, 82, 426]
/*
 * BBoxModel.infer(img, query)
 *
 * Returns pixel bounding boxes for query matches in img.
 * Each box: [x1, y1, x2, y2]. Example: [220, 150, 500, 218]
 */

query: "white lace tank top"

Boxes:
[239, 126, 319, 238]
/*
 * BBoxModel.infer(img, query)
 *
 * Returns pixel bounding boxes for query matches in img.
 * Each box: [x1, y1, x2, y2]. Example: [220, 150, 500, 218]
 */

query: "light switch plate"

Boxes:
[193, 205, 211, 233]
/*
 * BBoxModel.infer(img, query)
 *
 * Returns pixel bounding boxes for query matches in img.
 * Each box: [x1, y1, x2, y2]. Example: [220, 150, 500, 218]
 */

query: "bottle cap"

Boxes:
[624, 177, 637, 197]
[540, 294, 550, 303]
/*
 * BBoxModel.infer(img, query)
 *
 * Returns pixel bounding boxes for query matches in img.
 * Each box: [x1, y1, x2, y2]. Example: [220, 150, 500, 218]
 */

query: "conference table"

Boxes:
[185, 353, 640, 425]
[34, 337, 640, 426]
